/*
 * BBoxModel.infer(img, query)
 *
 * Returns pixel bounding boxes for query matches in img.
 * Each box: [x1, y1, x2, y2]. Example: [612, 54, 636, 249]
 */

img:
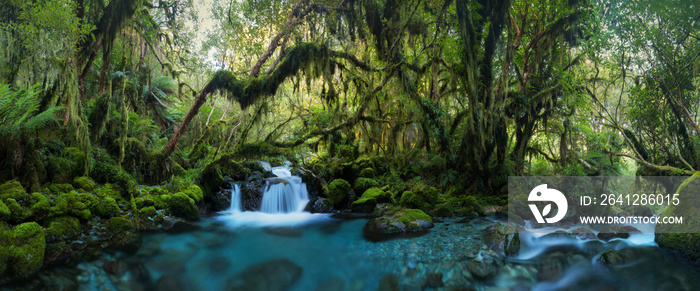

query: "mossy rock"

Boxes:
[168, 193, 200, 221]
[364, 207, 433, 241]
[93, 196, 119, 218]
[139, 206, 157, 218]
[655, 172, 700, 260]
[0, 181, 27, 202]
[44, 216, 81, 243]
[106, 217, 135, 233]
[359, 167, 375, 178]
[430, 203, 455, 217]
[0, 223, 10, 274]
[198, 156, 251, 199]
[5, 199, 31, 224]
[353, 178, 378, 195]
[360, 187, 391, 204]
[50, 191, 93, 221]
[399, 184, 439, 213]
[9, 222, 45, 278]
[72, 176, 97, 192]
[351, 197, 377, 213]
[43, 183, 75, 195]
[327, 179, 354, 208]
[597, 250, 627, 267]
[28, 193, 51, 222]
[182, 185, 204, 203]
[0, 200, 9, 221]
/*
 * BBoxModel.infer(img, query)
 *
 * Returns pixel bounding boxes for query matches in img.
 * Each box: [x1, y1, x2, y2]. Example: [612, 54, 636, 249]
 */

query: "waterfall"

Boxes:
[260, 167, 309, 214]
[230, 184, 242, 212]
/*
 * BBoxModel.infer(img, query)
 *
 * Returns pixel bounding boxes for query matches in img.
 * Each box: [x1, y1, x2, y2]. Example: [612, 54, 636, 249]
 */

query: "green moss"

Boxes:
[359, 167, 375, 178]
[168, 192, 200, 221]
[353, 178, 378, 195]
[395, 208, 432, 225]
[43, 183, 75, 195]
[50, 191, 93, 221]
[93, 197, 119, 218]
[139, 206, 157, 218]
[182, 185, 204, 203]
[431, 203, 455, 217]
[351, 197, 377, 213]
[399, 184, 439, 213]
[0, 224, 10, 274]
[5, 198, 31, 224]
[29, 192, 50, 222]
[0, 200, 9, 221]
[106, 217, 134, 233]
[9, 222, 45, 278]
[44, 216, 80, 243]
[0, 181, 27, 202]
[327, 179, 353, 207]
[360, 187, 390, 203]
[72, 176, 97, 192]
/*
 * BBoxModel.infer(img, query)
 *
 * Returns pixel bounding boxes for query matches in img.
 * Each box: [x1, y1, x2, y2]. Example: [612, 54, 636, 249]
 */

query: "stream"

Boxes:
[5, 166, 700, 290]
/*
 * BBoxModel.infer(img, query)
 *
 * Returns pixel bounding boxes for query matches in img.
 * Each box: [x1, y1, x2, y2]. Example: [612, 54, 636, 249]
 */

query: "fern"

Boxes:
[0, 83, 62, 139]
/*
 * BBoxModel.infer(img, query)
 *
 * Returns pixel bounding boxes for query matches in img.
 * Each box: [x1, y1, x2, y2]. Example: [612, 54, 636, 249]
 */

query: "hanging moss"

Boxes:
[210, 43, 331, 109]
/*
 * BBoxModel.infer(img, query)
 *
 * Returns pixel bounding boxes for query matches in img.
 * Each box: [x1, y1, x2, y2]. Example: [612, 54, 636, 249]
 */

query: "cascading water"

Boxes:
[229, 184, 242, 212]
[217, 162, 327, 228]
[259, 167, 309, 213]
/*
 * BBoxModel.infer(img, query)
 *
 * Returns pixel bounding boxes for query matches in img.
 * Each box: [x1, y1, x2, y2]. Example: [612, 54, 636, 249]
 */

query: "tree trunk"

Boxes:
[162, 82, 214, 158]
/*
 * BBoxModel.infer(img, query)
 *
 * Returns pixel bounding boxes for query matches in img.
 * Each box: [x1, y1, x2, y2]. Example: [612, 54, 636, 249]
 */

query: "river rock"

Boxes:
[304, 196, 334, 213]
[240, 172, 266, 211]
[656, 173, 700, 261]
[209, 187, 232, 212]
[226, 258, 303, 291]
[572, 227, 596, 240]
[363, 207, 433, 242]
[466, 258, 497, 278]
[596, 225, 640, 241]
[481, 224, 520, 257]
[597, 250, 627, 267]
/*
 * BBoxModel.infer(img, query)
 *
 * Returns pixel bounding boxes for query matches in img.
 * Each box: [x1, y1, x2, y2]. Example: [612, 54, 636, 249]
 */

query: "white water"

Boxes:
[229, 184, 242, 212]
[218, 163, 327, 228]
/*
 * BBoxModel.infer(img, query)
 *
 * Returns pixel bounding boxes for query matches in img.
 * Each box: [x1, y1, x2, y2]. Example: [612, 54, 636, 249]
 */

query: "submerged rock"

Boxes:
[377, 273, 400, 291]
[363, 206, 433, 242]
[597, 250, 627, 267]
[225, 258, 303, 291]
[596, 225, 640, 241]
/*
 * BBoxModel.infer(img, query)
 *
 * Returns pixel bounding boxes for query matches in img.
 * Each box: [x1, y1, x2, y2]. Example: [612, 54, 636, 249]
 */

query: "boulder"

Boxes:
[304, 197, 334, 213]
[363, 207, 433, 241]
[240, 172, 266, 211]
[327, 179, 354, 208]
[572, 227, 597, 240]
[210, 187, 232, 212]
[597, 250, 627, 267]
[481, 224, 520, 257]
